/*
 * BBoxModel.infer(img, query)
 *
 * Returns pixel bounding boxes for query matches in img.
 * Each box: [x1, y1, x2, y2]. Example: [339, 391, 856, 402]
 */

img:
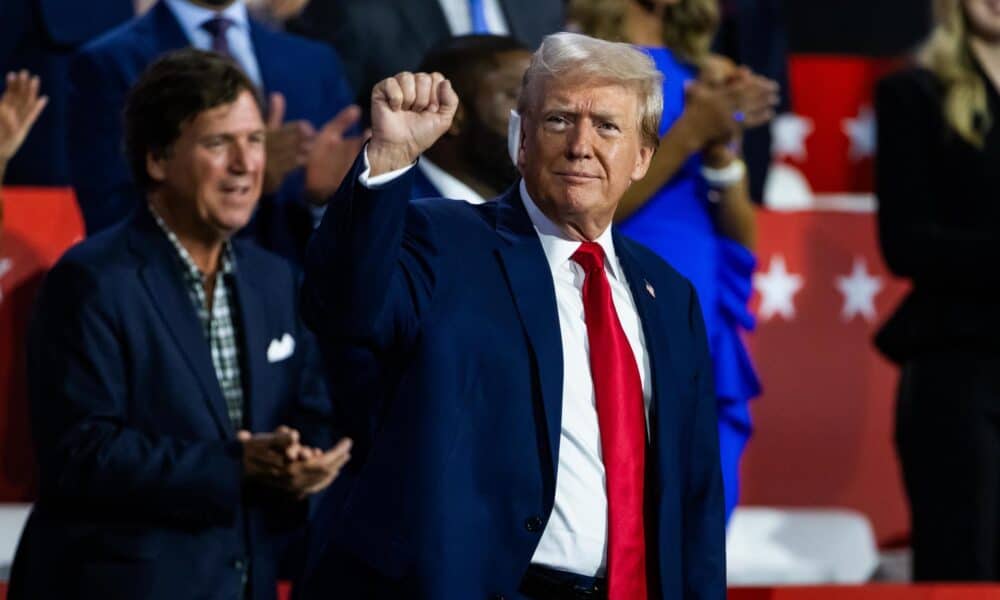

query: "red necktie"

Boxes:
[572, 241, 648, 600]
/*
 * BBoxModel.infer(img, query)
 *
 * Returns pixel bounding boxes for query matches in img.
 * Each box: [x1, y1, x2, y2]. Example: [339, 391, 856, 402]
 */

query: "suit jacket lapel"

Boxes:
[128, 209, 234, 438]
[613, 234, 682, 470]
[493, 186, 563, 489]
[249, 20, 279, 97]
[229, 244, 269, 433]
[143, 1, 193, 56]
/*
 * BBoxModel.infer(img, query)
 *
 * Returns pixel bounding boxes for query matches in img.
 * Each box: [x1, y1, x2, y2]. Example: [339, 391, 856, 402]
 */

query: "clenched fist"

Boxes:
[367, 71, 458, 177]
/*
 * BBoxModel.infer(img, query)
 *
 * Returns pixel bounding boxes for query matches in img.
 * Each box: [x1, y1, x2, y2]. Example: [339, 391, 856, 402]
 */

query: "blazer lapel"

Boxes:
[229, 245, 269, 433]
[128, 210, 234, 438]
[143, 1, 193, 56]
[613, 234, 682, 467]
[249, 20, 279, 98]
[493, 187, 564, 487]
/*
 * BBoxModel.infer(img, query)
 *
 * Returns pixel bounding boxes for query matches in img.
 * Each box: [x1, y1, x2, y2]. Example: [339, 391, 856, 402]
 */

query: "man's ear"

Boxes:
[146, 149, 168, 184]
[447, 103, 465, 137]
[631, 144, 655, 182]
[516, 116, 528, 170]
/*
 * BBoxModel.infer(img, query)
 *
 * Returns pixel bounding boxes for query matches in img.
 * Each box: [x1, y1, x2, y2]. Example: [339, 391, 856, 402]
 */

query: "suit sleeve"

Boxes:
[29, 259, 244, 525]
[875, 73, 1000, 288]
[682, 282, 727, 599]
[286, 287, 337, 451]
[68, 47, 143, 235]
[301, 154, 435, 352]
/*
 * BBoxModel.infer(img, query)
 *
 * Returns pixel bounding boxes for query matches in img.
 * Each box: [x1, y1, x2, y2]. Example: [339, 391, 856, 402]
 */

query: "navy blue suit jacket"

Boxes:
[298, 158, 726, 599]
[68, 0, 356, 263]
[0, 0, 133, 185]
[9, 208, 333, 600]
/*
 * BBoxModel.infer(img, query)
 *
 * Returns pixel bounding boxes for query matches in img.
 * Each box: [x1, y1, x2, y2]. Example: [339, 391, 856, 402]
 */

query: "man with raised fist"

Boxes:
[301, 32, 725, 600]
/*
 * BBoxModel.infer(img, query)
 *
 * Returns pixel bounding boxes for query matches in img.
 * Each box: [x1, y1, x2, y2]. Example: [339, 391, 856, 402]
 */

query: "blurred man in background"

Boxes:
[70, 0, 365, 264]
[411, 34, 530, 203]
[288, 0, 564, 123]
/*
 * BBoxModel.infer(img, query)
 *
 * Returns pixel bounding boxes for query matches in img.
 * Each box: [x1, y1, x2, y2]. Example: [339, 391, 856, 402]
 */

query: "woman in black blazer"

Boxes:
[876, 0, 1000, 581]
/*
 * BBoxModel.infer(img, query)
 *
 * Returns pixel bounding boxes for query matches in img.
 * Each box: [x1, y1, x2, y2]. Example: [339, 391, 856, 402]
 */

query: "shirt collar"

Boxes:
[518, 179, 621, 280]
[164, 0, 250, 40]
[417, 157, 487, 204]
[148, 204, 236, 280]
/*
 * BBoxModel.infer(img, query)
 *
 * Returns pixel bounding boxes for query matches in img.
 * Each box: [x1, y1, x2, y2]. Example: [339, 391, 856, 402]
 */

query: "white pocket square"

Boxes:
[266, 333, 295, 363]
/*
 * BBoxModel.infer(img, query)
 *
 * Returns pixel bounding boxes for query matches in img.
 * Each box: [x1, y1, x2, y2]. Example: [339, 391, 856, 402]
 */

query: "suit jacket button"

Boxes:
[525, 516, 543, 532]
[490, 595, 505, 600]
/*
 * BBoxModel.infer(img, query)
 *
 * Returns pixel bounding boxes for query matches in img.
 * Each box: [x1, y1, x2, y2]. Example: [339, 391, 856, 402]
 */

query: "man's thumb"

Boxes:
[267, 92, 286, 129]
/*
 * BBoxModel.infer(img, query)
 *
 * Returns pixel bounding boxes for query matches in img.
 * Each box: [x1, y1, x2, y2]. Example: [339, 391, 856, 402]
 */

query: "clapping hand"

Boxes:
[0, 71, 48, 164]
[367, 71, 458, 176]
[262, 92, 316, 194]
[239, 425, 352, 499]
[304, 104, 369, 203]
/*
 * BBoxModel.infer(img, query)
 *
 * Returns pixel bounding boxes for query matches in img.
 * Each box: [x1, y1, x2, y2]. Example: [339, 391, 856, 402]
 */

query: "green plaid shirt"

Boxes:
[150, 206, 246, 432]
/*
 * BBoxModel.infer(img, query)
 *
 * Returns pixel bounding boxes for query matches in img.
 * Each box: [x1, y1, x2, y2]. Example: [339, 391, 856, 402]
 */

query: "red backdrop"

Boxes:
[0, 187, 84, 501]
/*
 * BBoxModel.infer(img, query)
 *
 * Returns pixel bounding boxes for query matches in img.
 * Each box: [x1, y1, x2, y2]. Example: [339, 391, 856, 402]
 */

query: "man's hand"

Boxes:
[0, 71, 48, 164]
[304, 104, 369, 203]
[367, 71, 458, 176]
[283, 437, 353, 499]
[238, 427, 352, 498]
[263, 92, 316, 194]
[239, 425, 302, 486]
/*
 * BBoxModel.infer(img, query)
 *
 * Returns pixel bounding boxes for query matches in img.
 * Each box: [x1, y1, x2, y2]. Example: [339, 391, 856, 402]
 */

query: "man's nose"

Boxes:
[229, 140, 251, 174]
[565, 121, 595, 159]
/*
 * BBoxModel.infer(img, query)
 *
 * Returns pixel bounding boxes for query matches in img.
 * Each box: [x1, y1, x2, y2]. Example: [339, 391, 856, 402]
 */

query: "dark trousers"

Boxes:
[895, 351, 1000, 580]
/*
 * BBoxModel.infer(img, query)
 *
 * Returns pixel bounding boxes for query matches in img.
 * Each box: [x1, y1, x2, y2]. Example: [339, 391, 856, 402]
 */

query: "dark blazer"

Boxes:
[297, 158, 726, 599]
[287, 0, 564, 121]
[0, 0, 133, 185]
[68, 0, 356, 263]
[8, 208, 333, 600]
[874, 66, 1000, 362]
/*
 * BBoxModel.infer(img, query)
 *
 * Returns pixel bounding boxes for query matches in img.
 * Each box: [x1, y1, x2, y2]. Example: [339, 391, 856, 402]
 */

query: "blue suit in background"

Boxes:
[68, 0, 356, 263]
[8, 207, 333, 600]
[0, 0, 133, 185]
[297, 157, 726, 599]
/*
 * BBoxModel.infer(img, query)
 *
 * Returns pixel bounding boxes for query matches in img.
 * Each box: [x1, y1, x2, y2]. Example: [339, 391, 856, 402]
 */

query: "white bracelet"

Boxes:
[700, 158, 746, 189]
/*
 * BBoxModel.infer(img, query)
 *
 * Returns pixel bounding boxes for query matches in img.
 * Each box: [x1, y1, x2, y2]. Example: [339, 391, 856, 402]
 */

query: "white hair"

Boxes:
[518, 32, 664, 148]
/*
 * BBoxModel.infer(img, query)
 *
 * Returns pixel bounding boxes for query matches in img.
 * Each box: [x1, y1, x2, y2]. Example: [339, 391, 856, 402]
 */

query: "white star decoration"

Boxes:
[835, 257, 883, 322]
[771, 113, 814, 160]
[754, 254, 804, 321]
[842, 105, 876, 160]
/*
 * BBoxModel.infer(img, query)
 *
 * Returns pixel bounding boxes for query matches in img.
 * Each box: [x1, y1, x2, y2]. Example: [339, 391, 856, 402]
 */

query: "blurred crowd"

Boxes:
[0, 0, 998, 596]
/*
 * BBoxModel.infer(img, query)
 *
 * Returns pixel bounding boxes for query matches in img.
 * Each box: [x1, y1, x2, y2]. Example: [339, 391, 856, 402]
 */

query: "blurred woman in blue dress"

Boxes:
[571, 0, 780, 521]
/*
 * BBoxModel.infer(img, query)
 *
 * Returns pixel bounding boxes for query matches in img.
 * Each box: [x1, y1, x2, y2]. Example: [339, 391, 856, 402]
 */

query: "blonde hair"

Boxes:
[517, 32, 664, 149]
[568, 0, 720, 66]
[920, 0, 992, 146]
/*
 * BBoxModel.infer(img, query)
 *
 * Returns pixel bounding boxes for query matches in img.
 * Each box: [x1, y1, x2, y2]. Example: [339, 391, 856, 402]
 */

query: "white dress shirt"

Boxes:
[359, 154, 652, 577]
[436, 0, 510, 36]
[518, 180, 651, 577]
[417, 157, 487, 204]
[163, 0, 263, 87]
